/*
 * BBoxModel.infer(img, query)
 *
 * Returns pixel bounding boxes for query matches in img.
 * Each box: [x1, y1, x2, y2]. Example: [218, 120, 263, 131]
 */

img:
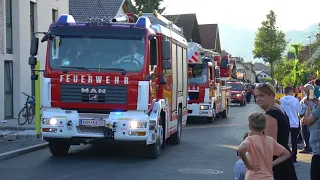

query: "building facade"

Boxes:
[0, 0, 68, 120]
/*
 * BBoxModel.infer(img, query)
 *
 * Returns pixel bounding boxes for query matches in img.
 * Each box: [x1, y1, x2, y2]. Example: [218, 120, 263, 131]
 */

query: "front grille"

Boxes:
[60, 84, 127, 104]
[188, 92, 199, 100]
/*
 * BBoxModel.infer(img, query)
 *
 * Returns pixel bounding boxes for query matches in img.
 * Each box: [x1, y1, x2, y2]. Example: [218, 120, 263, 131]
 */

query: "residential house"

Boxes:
[198, 24, 221, 53]
[164, 13, 202, 44]
[0, 0, 69, 120]
[230, 57, 247, 81]
[69, 0, 126, 21]
[254, 62, 270, 72]
[256, 70, 271, 81]
[244, 62, 257, 83]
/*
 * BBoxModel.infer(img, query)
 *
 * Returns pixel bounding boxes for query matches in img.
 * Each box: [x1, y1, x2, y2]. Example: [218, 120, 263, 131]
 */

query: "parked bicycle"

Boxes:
[18, 92, 43, 125]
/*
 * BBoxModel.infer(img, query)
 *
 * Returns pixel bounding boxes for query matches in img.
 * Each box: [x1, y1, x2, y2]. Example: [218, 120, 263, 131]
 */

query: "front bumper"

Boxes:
[41, 108, 156, 144]
[187, 103, 214, 118]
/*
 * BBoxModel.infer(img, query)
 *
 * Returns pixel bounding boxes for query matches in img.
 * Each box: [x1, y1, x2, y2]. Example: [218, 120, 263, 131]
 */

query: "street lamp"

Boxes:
[306, 34, 313, 56]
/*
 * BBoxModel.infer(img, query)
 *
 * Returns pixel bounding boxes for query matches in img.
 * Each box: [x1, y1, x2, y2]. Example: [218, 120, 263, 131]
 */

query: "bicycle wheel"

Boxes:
[28, 105, 35, 124]
[18, 106, 30, 125]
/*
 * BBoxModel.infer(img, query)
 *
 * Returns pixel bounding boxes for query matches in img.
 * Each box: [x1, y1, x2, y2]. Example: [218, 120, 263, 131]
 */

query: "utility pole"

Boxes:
[291, 44, 300, 87]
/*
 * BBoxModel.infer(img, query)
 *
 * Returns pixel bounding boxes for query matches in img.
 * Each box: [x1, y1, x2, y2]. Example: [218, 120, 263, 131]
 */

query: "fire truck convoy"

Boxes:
[28, 12, 189, 159]
[187, 42, 231, 122]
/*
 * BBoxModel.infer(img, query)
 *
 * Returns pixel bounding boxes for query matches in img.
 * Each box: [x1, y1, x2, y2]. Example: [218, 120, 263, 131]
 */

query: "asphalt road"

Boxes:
[0, 103, 311, 180]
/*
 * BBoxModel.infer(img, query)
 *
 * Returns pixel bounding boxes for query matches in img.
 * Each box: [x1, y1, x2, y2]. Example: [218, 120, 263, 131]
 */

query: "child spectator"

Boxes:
[234, 132, 249, 180]
[237, 112, 291, 180]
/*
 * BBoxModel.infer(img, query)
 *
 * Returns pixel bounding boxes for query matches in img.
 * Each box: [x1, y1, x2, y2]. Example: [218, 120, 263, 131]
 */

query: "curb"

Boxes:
[0, 127, 36, 131]
[0, 142, 48, 161]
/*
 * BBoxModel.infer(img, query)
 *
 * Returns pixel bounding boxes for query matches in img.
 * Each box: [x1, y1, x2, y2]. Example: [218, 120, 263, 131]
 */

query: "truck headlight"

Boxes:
[200, 105, 209, 110]
[129, 121, 147, 128]
[236, 94, 241, 97]
[42, 118, 57, 125]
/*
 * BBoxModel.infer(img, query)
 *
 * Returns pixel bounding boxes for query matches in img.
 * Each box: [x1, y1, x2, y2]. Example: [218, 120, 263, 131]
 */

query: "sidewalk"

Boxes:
[0, 119, 35, 130]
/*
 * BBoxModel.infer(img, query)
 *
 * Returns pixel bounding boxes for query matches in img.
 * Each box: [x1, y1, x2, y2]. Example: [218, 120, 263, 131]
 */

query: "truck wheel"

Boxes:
[222, 104, 228, 118]
[49, 141, 70, 156]
[240, 101, 244, 106]
[207, 107, 215, 123]
[170, 107, 182, 145]
[160, 114, 167, 149]
[146, 135, 161, 159]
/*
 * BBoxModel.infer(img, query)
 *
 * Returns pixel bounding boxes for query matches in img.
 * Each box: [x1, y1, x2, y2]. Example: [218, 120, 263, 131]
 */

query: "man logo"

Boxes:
[89, 94, 98, 101]
[81, 88, 106, 94]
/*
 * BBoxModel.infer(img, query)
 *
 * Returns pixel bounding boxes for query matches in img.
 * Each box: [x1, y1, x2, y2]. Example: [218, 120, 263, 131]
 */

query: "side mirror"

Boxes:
[162, 60, 171, 69]
[215, 68, 220, 78]
[41, 31, 54, 43]
[30, 37, 39, 56]
[150, 38, 157, 65]
[162, 40, 170, 60]
[160, 77, 167, 85]
[28, 56, 38, 66]
[216, 78, 220, 84]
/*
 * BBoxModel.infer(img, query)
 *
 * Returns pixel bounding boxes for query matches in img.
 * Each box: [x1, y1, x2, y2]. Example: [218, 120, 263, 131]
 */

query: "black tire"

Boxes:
[160, 114, 167, 149]
[18, 106, 30, 125]
[222, 104, 228, 118]
[170, 107, 182, 145]
[28, 105, 35, 124]
[49, 141, 70, 156]
[146, 135, 161, 159]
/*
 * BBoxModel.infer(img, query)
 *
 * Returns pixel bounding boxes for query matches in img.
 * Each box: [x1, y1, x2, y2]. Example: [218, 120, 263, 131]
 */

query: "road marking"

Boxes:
[184, 123, 246, 129]
[178, 168, 223, 175]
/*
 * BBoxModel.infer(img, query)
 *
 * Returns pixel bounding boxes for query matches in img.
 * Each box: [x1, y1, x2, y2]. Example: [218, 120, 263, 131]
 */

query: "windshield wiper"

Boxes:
[86, 68, 127, 75]
[60, 66, 90, 73]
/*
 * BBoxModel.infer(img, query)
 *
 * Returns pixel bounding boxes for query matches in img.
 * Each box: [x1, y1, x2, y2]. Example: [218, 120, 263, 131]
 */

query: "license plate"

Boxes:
[79, 119, 105, 127]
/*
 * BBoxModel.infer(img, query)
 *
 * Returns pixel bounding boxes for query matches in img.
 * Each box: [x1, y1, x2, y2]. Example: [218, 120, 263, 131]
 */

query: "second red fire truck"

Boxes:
[187, 42, 231, 122]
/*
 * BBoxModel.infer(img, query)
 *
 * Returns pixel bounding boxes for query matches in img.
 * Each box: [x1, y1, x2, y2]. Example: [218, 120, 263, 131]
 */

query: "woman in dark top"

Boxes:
[254, 83, 297, 180]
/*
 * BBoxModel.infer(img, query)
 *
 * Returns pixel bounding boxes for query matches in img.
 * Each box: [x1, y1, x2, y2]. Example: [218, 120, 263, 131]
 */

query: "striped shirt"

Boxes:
[234, 159, 246, 180]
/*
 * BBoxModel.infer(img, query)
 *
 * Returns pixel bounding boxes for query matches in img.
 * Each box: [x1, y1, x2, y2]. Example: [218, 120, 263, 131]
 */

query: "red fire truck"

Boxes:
[28, 12, 188, 159]
[186, 42, 231, 122]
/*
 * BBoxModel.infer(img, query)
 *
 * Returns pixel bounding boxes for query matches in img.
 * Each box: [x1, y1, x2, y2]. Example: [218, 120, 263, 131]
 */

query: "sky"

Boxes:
[162, 0, 320, 31]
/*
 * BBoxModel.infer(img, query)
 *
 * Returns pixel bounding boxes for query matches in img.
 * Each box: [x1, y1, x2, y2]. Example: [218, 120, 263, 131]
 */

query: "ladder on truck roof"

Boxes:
[139, 11, 183, 35]
[187, 42, 203, 63]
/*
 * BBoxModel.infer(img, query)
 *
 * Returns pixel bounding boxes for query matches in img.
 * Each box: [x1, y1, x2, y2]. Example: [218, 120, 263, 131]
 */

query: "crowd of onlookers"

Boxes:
[234, 76, 320, 180]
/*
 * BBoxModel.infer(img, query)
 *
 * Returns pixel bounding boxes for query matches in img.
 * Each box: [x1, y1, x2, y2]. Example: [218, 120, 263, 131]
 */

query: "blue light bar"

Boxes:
[135, 16, 151, 28]
[114, 112, 122, 116]
[57, 14, 76, 24]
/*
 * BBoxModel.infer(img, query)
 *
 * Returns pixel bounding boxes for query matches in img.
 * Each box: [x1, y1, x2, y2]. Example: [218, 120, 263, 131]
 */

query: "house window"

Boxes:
[5, 0, 13, 54]
[30, 2, 36, 38]
[52, 9, 58, 22]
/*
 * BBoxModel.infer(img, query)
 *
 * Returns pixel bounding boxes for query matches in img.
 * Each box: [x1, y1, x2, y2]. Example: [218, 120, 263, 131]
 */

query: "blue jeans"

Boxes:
[301, 124, 311, 151]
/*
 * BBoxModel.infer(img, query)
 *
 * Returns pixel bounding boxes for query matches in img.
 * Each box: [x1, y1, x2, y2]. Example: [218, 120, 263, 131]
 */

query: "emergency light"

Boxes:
[135, 16, 152, 28]
[57, 14, 76, 24]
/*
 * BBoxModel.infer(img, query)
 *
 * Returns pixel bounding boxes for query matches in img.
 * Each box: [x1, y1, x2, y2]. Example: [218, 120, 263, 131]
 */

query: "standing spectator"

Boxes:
[280, 87, 302, 165]
[302, 97, 320, 180]
[299, 84, 316, 154]
[254, 83, 297, 180]
[237, 112, 291, 180]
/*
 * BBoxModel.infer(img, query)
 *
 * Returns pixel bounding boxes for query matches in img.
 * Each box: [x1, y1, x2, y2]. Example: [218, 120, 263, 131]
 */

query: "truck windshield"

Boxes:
[49, 27, 146, 72]
[228, 83, 244, 91]
[188, 64, 207, 84]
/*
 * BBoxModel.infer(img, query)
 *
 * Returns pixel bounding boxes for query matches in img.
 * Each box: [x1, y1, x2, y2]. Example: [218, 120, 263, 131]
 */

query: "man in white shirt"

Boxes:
[280, 86, 302, 164]
[113, 43, 144, 66]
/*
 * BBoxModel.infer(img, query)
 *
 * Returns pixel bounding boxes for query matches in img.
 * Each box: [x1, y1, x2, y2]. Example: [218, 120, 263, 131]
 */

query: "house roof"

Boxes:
[253, 62, 270, 71]
[256, 70, 271, 76]
[69, 0, 125, 21]
[163, 14, 202, 44]
[198, 24, 221, 53]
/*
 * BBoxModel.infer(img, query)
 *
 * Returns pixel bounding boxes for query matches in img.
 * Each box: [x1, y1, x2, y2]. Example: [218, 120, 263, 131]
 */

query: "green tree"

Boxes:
[274, 57, 308, 87]
[252, 10, 287, 83]
[127, 0, 166, 14]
